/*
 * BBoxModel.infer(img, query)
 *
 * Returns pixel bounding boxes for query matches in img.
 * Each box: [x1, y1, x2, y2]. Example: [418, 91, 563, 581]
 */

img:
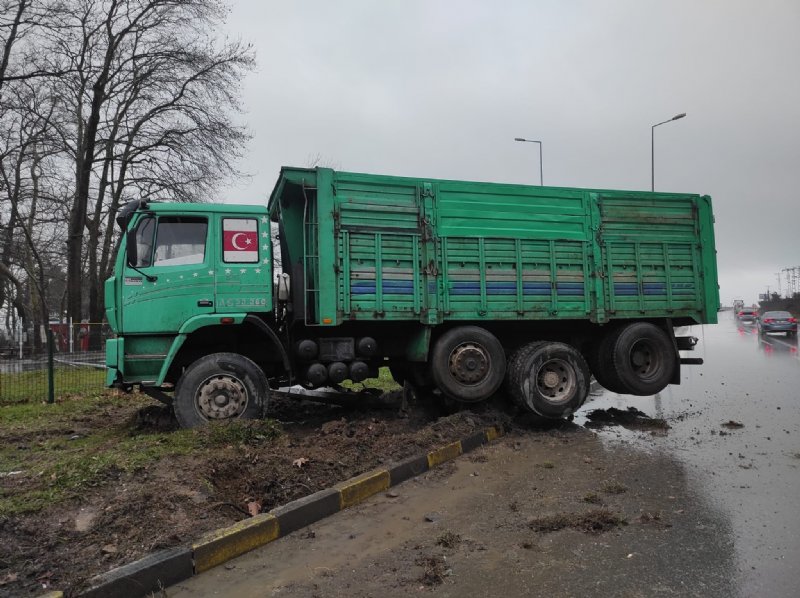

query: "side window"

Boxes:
[222, 218, 259, 263]
[153, 217, 208, 266]
[134, 217, 156, 267]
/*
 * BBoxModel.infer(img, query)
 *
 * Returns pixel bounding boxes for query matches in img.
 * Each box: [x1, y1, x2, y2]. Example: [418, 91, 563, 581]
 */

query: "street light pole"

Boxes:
[514, 137, 543, 185]
[651, 113, 686, 191]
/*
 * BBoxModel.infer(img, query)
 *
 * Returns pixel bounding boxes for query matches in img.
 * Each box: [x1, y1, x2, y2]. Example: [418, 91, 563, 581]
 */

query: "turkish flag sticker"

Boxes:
[223, 218, 258, 263]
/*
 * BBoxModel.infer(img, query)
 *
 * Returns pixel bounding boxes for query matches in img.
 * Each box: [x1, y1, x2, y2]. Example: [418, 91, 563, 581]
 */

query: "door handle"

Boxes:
[197, 300, 213, 307]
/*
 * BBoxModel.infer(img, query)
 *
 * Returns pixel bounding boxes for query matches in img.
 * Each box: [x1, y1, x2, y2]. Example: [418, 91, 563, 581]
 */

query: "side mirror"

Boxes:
[126, 229, 138, 267]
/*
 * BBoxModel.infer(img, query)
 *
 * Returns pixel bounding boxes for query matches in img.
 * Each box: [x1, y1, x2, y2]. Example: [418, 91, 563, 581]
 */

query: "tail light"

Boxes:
[763, 318, 774, 323]
[790, 317, 797, 323]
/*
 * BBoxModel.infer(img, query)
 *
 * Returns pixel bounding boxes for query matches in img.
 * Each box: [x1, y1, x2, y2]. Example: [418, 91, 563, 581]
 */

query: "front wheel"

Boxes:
[174, 352, 268, 428]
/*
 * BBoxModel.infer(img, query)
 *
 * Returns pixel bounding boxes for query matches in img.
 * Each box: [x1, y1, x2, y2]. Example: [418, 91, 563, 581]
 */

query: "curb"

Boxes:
[73, 424, 505, 597]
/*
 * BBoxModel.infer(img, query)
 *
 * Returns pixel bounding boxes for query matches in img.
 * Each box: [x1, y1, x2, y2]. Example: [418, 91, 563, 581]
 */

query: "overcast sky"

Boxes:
[222, 0, 800, 306]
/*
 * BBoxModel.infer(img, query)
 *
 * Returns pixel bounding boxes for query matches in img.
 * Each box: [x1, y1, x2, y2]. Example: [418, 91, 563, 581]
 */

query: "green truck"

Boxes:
[105, 167, 719, 427]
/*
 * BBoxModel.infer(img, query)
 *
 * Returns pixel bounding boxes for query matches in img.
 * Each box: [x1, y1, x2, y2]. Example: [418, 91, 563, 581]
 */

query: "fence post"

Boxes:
[47, 328, 55, 404]
[69, 317, 74, 353]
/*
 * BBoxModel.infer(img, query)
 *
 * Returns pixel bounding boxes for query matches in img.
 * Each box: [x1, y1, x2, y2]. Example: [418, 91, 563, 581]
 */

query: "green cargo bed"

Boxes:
[268, 168, 719, 327]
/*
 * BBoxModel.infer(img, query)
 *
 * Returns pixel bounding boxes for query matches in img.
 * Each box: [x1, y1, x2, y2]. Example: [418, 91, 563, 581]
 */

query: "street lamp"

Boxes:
[514, 137, 543, 186]
[651, 113, 686, 191]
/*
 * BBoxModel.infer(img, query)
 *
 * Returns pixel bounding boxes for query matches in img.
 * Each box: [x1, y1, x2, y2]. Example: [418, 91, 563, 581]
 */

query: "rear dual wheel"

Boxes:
[431, 327, 506, 403]
[507, 342, 590, 419]
[590, 322, 676, 396]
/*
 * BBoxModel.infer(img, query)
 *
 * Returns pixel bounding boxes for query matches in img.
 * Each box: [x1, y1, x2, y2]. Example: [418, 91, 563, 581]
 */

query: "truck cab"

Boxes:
[105, 202, 279, 398]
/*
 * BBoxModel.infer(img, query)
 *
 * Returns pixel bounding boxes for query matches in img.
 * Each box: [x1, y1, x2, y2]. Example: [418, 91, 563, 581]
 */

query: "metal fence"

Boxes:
[0, 322, 111, 405]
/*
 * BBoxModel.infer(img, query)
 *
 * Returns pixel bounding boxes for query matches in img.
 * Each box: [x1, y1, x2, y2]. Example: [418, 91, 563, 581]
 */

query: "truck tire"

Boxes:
[605, 322, 676, 396]
[587, 334, 628, 394]
[508, 341, 590, 419]
[174, 352, 268, 428]
[431, 326, 506, 403]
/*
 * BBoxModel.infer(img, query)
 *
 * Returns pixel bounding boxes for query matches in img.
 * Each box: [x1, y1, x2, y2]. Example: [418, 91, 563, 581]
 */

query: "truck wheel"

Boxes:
[588, 334, 627, 394]
[606, 322, 676, 396]
[431, 326, 506, 403]
[508, 342, 590, 419]
[174, 352, 268, 428]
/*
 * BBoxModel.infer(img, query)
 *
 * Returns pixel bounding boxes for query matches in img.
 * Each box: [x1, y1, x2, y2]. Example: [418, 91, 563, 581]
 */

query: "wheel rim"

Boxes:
[628, 339, 663, 381]
[448, 342, 491, 386]
[195, 374, 249, 420]
[535, 358, 576, 404]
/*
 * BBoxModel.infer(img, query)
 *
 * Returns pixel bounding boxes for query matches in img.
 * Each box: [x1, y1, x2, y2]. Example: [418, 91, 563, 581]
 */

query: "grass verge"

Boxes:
[0, 367, 106, 405]
[0, 391, 282, 515]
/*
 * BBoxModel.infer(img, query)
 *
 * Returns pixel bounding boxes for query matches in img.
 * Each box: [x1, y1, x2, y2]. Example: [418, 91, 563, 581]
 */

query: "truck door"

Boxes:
[214, 213, 273, 314]
[120, 213, 214, 334]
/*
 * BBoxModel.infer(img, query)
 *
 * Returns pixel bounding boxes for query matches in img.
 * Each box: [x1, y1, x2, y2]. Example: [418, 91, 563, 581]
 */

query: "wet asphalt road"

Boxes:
[173, 311, 800, 597]
[578, 310, 800, 596]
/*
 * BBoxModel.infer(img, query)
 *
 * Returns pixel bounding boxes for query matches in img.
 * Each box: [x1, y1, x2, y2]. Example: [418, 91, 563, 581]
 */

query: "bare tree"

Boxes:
[11, 0, 254, 327]
[0, 0, 254, 346]
[0, 73, 64, 348]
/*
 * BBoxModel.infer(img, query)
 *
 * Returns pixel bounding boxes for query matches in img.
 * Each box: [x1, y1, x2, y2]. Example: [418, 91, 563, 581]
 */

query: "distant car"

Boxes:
[757, 311, 797, 337]
[737, 309, 758, 324]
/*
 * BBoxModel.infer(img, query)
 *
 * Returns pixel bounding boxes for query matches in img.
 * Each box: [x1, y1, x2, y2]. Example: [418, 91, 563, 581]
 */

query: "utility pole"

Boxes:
[781, 266, 800, 297]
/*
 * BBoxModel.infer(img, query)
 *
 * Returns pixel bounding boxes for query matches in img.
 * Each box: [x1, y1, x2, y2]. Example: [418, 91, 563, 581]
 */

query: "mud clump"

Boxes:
[600, 480, 628, 495]
[528, 509, 627, 534]
[585, 407, 670, 431]
[133, 404, 178, 432]
[436, 531, 462, 549]
[417, 554, 448, 586]
[636, 511, 671, 528]
[583, 491, 603, 505]
[721, 420, 744, 429]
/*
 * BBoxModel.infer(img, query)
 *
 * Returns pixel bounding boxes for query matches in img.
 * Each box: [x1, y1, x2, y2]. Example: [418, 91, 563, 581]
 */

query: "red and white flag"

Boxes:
[223, 219, 258, 263]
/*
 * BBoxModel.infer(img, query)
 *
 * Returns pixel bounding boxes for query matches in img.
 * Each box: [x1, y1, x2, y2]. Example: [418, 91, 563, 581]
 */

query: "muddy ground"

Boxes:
[0, 385, 688, 597]
[172, 422, 736, 598]
[0, 387, 510, 597]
